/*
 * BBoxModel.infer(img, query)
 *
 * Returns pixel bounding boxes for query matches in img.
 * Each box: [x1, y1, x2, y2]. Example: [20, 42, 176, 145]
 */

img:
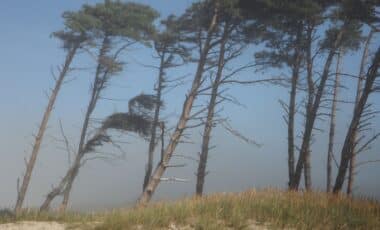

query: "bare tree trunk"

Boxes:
[334, 46, 380, 193]
[196, 22, 228, 196]
[346, 30, 374, 196]
[40, 37, 110, 211]
[59, 37, 110, 212]
[14, 43, 79, 215]
[287, 51, 301, 187]
[302, 24, 315, 191]
[289, 27, 345, 190]
[326, 49, 342, 192]
[143, 55, 165, 191]
[304, 147, 312, 190]
[137, 2, 219, 205]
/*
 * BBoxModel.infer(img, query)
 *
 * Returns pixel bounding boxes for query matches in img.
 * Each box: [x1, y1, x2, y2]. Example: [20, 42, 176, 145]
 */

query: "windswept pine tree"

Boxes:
[142, 15, 191, 191]
[40, 0, 158, 212]
[333, 0, 380, 194]
[138, 0, 221, 205]
[14, 13, 92, 215]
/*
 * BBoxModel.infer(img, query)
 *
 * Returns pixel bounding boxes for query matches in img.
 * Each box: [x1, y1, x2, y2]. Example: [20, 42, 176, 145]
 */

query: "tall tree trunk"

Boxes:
[289, 26, 345, 190]
[326, 49, 342, 192]
[59, 36, 110, 212]
[143, 54, 165, 191]
[287, 51, 301, 187]
[14, 43, 79, 215]
[40, 37, 110, 211]
[196, 22, 228, 196]
[345, 31, 374, 195]
[137, 2, 219, 205]
[334, 46, 380, 193]
[304, 147, 312, 190]
[287, 25, 303, 188]
[302, 23, 315, 191]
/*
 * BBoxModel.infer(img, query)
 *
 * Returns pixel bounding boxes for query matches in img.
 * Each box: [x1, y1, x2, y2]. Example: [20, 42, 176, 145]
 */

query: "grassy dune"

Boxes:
[1, 189, 379, 229]
[98, 189, 380, 229]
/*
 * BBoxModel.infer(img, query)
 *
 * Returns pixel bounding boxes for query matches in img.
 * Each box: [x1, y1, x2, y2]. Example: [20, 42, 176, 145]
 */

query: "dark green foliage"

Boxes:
[320, 22, 363, 52]
[83, 94, 160, 154]
[81, 0, 158, 41]
[128, 94, 162, 119]
[340, 0, 379, 24]
[103, 113, 153, 136]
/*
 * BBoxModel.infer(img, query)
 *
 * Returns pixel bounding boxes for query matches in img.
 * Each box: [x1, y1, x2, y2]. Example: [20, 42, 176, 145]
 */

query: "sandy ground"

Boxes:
[0, 222, 66, 230]
[0, 220, 274, 230]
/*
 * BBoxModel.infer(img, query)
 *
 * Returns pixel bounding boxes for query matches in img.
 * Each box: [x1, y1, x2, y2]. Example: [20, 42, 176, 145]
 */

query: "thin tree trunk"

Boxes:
[287, 51, 301, 187]
[287, 25, 303, 188]
[290, 26, 345, 190]
[40, 37, 110, 211]
[304, 147, 312, 190]
[14, 43, 79, 215]
[59, 36, 110, 212]
[137, 2, 219, 205]
[302, 23, 315, 191]
[143, 54, 165, 191]
[196, 22, 228, 196]
[346, 30, 374, 196]
[334, 46, 380, 193]
[326, 49, 342, 192]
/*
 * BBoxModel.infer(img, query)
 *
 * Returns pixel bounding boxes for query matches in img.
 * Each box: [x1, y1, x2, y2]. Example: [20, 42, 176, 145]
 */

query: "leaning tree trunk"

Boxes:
[14, 43, 80, 215]
[326, 49, 342, 192]
[137, 2, 219, 205]
[143, 54, 165, 191]
[59, 37, 110, 212]
[196, 22, 228, 196]
[346, 30, 373, 196]
[40, 37, 110, 212]
[333, 47, 380, 194]
[289, 26, 345, 190]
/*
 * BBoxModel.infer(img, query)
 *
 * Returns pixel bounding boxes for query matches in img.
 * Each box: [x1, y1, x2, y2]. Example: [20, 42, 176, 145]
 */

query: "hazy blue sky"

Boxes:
[0, 0, 379, 211]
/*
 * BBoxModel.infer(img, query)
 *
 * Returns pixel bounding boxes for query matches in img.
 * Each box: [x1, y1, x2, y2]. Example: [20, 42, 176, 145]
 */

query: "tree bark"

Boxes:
[14, 43, 79, 215]
[326, 49, 342, 192]
[287, 48, 301, 188]
[137, 1, 219, 205]
[289, 26, 345, 190]
[143, 53, 165, 191]
[196, 22, 228, 196]
[59, 36, 110, 212]
[287, 24, 303, 188]
[302, 23, 315, 191]
[40, 37, 110, 212]
[346, 30, 373, 196]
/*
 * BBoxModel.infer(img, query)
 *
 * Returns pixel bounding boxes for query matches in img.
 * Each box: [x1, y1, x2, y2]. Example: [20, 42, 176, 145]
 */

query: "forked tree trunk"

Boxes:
[137, 2, 219, 205]
[143, 54, 165, 191]
[334, 46, 380, 193]
[289, 26, 345, 190]
[40, 37, 110, 212]
[326, 49, 342, 192]
[196, 22, 228, 196]
[14, 43, 80, 215]
[346, 30, 374, 196]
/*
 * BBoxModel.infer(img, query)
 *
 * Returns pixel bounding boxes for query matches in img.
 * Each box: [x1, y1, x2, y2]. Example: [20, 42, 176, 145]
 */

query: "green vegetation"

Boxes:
[97, 190, 380, 229]
[2, 190, 379, 229]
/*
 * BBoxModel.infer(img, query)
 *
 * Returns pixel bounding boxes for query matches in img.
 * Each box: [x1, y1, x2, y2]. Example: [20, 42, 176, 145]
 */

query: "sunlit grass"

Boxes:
[96, 189, 380, 229]
[1, 189, 379, 229]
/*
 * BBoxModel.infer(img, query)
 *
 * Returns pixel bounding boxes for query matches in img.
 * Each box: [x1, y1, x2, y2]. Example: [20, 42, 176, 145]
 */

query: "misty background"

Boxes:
[1, 0, 379, 211]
